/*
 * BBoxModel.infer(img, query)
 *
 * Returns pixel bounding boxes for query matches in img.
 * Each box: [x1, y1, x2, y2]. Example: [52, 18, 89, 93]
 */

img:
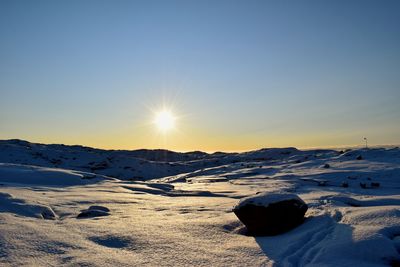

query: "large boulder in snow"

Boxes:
[233, 192, 308, 236]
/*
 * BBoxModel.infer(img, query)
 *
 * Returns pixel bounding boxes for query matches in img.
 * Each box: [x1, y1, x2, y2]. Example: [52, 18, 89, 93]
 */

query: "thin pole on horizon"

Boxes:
[364, 137, 368, 149]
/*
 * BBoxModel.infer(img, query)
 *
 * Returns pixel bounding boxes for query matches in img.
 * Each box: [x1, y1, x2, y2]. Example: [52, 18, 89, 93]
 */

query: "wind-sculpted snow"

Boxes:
[0, 192, 56, 219]
[0, 141, 399, 266]
[0, 163, 113, 186]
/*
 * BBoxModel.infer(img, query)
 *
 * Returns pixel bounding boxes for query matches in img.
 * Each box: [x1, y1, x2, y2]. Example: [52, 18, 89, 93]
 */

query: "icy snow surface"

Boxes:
[0, 140, 399, 266]
[234, 192, 304, 210]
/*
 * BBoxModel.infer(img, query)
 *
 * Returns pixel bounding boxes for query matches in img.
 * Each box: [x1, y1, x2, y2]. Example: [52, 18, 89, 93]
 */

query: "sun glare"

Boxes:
[154, 110, 175, 132]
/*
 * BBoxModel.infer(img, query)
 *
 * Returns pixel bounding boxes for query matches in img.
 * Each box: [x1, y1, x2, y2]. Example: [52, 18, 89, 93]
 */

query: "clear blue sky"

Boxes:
[1, 0, 399, 151]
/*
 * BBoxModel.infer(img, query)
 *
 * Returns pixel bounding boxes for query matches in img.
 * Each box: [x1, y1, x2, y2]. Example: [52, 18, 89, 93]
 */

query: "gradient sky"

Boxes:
[1, 0, 399, 152]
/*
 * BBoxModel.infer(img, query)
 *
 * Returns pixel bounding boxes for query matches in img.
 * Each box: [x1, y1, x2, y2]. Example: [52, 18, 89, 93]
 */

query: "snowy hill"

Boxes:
[0, 139, 334, 181]
[0, 139, 230, 180]
[0, 140, 399, 266]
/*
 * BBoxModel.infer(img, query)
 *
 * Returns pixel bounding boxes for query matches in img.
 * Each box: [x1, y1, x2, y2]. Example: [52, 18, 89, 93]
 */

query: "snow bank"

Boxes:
[0, 163, 108, 186]
[0, 192, 56, 219]
[234, 192, 305, 209]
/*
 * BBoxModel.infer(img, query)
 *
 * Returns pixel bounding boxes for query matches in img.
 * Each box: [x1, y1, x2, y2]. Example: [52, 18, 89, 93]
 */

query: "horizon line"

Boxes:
[1, 138, 399, 154]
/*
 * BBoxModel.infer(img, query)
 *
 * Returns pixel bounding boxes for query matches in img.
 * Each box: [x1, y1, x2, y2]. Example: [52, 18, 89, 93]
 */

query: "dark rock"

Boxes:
[391, 259, 400, 267]
[360, 182, 367, 189]
[77, 209, 109, 219]
[356, 155, 363, 160]
[371, 182, 380, 188]
[233, 193, 308, 236]
[323, 163, 330, 169]
[90, 161, 109, 170]
[50, 159, 62, 165]
[88, 205, 110, 212]
[41, 208, 56, 220]
[341, 181, 349, 188]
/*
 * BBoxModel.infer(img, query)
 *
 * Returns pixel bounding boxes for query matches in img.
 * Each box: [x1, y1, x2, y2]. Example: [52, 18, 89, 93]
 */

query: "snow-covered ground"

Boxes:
[0, 140, 399, 266]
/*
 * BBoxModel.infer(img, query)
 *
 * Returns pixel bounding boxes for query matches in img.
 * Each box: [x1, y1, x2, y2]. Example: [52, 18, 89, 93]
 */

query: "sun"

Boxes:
[154, 110, 175, 132]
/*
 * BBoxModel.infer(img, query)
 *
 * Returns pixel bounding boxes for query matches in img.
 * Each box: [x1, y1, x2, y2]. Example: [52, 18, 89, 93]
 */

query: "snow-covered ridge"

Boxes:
[0, 139, 229, 180]
[0, 139, 341, 181]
